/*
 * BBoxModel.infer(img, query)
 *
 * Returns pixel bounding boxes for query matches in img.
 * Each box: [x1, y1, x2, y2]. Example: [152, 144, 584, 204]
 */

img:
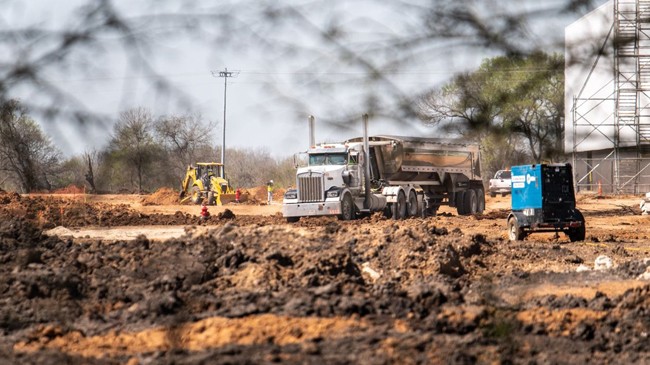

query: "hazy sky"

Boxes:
[2, 0, 606, 159]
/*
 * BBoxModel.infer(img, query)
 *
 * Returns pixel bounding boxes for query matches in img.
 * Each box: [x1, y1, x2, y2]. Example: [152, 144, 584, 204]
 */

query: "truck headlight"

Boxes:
[284, 190, 298, 200]
[326, 189, 341, 198]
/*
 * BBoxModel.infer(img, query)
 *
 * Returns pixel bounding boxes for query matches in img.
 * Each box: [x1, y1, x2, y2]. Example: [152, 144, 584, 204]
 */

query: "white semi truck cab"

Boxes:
[282, 115, 485, 223]
[282, 142, 373, 222]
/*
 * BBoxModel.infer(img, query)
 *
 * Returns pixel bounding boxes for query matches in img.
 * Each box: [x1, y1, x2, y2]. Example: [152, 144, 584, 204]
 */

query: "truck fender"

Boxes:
[381, 186, 402, 203]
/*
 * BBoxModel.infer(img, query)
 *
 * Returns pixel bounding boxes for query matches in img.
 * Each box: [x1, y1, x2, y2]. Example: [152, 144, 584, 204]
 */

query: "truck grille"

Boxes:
[297, 173, 323, 202]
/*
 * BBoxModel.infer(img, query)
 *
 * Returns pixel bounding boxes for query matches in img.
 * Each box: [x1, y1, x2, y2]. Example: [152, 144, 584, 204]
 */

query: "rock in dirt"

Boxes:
[595, 255, 613, 271]
[44, 226, 75, 238]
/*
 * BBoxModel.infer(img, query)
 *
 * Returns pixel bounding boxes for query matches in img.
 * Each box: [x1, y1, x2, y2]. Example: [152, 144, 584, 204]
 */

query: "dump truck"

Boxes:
[282, 115, 485, 222]
[179, 162, 235, 206]
[507, 163, 585, 242]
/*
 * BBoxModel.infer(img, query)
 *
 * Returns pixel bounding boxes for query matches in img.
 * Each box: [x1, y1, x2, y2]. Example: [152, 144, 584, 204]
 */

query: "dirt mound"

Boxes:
[3, 214, 650, 363]
[248, 185, 286, 205]
[3, 193, 650, 363]
[0, 193, 286, 228]
[141, 187, 180, 206]
[51, 185, 86, 194]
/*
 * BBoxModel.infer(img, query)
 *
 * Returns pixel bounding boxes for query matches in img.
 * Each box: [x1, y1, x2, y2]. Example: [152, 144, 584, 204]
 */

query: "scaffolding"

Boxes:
[572, 0, 650, 194]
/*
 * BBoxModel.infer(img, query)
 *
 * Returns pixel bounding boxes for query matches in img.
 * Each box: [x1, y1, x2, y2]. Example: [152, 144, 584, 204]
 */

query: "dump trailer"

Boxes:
[282, 115, 485, 222]
[179, 162, 235, 206]
[507, 163, 585, 242]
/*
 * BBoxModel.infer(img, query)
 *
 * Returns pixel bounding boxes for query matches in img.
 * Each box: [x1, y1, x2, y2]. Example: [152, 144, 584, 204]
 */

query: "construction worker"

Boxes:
[267, 180, 274, 204]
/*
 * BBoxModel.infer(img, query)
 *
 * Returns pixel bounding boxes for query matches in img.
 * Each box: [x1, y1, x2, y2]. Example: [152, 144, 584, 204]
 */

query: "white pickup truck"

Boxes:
[488, 169, 511, 197]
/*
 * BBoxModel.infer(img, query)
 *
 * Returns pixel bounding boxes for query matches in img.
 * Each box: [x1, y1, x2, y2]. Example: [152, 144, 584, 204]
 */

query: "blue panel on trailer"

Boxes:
[511, 165, 543, 210]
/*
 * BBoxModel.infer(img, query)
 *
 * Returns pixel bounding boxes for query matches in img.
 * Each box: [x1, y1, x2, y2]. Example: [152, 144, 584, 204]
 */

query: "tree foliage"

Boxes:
[0, 100, 61, 192]
[103, 108, 161, 193]
[418, 52, 565, 177]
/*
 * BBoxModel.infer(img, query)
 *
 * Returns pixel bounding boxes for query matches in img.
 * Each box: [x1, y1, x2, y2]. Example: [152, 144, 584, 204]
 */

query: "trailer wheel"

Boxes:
[568, 225, 586, 242]
[476, 189, 485, 214]
[392, 191, 407, 220]
[190, 186, 203, 204]
[463, 189, 478, 215]
[508, 217, 526, 241]
[339, 194, 355, 221]
[287, 217, 300, 223]
[455, 192, 466, 215]
[407, 190, 418, 217]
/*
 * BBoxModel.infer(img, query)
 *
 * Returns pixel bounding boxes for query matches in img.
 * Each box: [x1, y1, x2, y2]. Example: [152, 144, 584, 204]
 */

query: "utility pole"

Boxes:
[211, 68, 239, 175]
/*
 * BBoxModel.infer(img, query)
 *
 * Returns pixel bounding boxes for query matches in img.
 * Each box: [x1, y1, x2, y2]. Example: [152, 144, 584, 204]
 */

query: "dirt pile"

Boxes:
[141, 187, 180, 206]
[0, 191, 284, 228]
[2, 212, 650, 363]
[247, 185, 286, 205]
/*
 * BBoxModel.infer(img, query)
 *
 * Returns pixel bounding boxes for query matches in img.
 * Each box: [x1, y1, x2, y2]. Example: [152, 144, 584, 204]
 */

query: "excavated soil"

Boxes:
[1, 191, 650, 364]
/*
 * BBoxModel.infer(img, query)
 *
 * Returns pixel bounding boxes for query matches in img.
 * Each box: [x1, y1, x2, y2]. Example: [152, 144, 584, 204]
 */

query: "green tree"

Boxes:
[105, 108, 161, 193]
[0, 100, 61, 192]
[418, 52, 565, 175]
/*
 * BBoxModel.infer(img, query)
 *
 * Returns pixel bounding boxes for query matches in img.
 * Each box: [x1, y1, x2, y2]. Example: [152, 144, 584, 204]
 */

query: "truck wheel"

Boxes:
[490, 192, 496, 198]
[392, 191, 407, 220]
[407, 190, 418, 217]
[507, 217, 526, 241]
[287, 217, 300, 223]
[190, 186, 203, 204]
[568, 225, 586, 242]
[476, 189, 485, 214]
[455, 192, 466, 215]
[463, 189, 478, 215]
[339, 194, 355, 221]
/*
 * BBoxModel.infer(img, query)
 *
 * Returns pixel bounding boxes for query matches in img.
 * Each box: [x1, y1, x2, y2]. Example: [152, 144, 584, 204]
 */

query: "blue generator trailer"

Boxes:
[507, 163, 585, 242]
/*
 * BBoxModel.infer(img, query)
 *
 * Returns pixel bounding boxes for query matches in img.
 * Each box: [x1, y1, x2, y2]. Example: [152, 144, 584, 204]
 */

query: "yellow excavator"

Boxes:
[179, 162, 235, 205]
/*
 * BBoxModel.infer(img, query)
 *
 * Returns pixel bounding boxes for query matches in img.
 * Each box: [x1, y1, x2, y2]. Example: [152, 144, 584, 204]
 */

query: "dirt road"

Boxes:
[1, 190, 649, 364]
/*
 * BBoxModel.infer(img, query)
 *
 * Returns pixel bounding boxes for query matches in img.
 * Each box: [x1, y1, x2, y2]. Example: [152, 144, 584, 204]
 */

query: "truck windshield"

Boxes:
[309, 153, 347, 166]
[496, 170, 511, 179]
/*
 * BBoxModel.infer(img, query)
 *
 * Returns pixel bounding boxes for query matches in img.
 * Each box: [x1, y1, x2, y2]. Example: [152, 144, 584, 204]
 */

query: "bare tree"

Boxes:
[83, 149, 99, 193]
[0, 99, 61, 192]
[155, 114, 216, 176]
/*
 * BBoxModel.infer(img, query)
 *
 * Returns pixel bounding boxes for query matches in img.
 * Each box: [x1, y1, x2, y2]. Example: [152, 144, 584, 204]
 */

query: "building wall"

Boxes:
[564, 0, 615, 153]
[574, 147, 650, 194]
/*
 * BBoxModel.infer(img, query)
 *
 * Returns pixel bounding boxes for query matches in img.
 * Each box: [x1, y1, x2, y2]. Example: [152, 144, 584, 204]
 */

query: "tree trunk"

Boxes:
[85, 154, 96, 193]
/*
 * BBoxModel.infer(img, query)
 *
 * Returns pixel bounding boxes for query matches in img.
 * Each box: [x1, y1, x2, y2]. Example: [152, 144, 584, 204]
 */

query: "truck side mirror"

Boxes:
[293, 152, 308, 168]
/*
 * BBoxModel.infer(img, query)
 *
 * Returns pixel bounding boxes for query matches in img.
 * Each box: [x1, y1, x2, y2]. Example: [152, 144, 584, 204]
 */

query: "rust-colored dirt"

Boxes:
[1, 191, 650, 364]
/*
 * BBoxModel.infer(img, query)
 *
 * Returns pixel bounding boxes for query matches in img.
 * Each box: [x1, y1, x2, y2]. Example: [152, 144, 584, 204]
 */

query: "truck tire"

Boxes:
[392, 191, 407, 220]
[287, 216, 300, 223]
[490, 192, 496, 198]
[508, 217, 526, 241]
[407, 190, 418, 217]
[339, 194, 355, 221]
[476, 189, 485, 214]
[463, 189, 478, 215]
[455, 192, 466, 215]
[190, 186, 203, 204]
[207, 192, 216, 205]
